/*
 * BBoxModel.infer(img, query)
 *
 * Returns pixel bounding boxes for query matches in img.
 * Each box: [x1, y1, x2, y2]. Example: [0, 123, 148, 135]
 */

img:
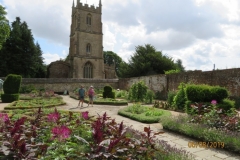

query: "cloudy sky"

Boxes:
[1, 0, 240, 71]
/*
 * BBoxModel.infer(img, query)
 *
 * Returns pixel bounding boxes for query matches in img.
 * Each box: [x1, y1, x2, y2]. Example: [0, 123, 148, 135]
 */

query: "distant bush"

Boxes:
[128, 81, 147, 102]
[145, 89, 155, 104]
[103, 85, 115, 99]
[1, 74, 22, 102]
[167, 91, 177, 106]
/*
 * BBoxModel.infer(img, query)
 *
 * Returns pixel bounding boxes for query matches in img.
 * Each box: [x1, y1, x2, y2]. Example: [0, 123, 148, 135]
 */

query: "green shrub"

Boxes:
[1, 94, 19, 103]
[167, 91, 177, 106]
[173, 83, 187, 110]
[145, 89, 155, 104]
[103, 85, 115, 99]
[3, 74, 22, 94]
[128, 81, 148, 102]
[217, 98, 235, 111]
[186, 84, 229, 102]
[19, 85, 36, 93]
[210, 86, 229, 102]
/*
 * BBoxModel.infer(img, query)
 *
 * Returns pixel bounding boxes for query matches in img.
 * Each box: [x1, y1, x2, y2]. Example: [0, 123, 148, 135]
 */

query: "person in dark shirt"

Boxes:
[78, 86, 85, 108]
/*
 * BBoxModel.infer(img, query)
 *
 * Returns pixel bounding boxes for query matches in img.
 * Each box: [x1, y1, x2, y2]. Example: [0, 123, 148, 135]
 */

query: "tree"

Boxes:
[125, 44, 177, 77]
[0, 5, 10, 50]
[175, 59, 185, 72]
[103, 51, 123, 77]
[0, 17, 46, 77]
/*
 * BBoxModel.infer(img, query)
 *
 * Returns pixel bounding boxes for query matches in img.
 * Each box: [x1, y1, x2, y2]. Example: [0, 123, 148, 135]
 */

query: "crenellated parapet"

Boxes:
[72, 0, 101, 13]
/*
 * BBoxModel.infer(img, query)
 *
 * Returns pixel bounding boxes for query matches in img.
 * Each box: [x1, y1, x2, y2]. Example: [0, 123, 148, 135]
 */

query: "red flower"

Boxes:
[211, 100, 217, 105]
[51, 126, 71, 141]
[0, 113, 9, 123]
[82, 111, 89, 120]
[48, 111, 60, 122]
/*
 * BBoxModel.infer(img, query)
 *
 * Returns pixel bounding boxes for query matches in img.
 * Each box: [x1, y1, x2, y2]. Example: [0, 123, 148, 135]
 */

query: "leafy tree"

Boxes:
[175, 59, 185, 72]
[0, 5, 10, 50]
[103, 51, 123, 77]
[0, 17, 46, 77]
[125, 44, 177, 77]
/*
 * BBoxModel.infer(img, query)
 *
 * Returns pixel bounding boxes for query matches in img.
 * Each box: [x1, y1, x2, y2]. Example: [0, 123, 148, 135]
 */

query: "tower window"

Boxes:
[86, 14, 92, 25]
[86, 43, 91, 53]
[84, 62, 93, 78]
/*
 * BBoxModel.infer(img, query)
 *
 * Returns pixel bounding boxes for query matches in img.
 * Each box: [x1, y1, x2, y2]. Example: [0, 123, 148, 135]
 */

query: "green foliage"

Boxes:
[174, 59, 185, 72]
[217, 98, 235, 111]
[1, 93, 19, 103]
[19, 85, 36, 93]
[118, 104, 171, 123]
[186, 84, 229, 102]
[167, 91, 177, 106]
[3, 74, 22, 94]
[173, 83, 187, 110]
[0, 17, 46, 77]
[145, 89, 155, 104]
[103, 51, 123, 77]
[164, 69, 181, 74]
[160, 115, 240, 153]
[118, 44, 180, 77]
[128, 81, 148, 102]
[115, 90, 128, 98]
[0, 5, 10, 50]
[102, 85, 115, 99]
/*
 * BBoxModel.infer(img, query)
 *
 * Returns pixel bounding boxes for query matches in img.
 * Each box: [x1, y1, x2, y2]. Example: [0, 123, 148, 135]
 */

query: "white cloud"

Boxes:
[1, 0, 240, 71]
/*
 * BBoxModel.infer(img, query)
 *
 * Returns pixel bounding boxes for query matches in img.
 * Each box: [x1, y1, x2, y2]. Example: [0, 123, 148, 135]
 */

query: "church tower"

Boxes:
[69, 0, 104, 79]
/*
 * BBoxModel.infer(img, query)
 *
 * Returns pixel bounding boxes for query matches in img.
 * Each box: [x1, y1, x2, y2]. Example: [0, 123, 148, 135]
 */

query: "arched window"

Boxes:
[86, 14, 92, 25]
[84, 62, 93, 78]
[86, 43, 91, 53]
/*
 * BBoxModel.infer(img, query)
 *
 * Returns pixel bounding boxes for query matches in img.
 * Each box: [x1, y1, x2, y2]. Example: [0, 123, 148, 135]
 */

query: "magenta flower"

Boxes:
[48, 111, 60, 122]
[51, 126, 71, 141]
[0, 113, 9, 123]
[82, 111, 89, 120]
[211, 100, 217, 105]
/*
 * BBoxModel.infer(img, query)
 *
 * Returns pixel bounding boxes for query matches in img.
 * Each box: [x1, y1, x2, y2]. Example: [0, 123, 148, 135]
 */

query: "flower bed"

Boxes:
[4, 97, 65, 110]
[118, 103, 171, 123]
[70, 92, 128, 106]
[0, 108, 193, 160]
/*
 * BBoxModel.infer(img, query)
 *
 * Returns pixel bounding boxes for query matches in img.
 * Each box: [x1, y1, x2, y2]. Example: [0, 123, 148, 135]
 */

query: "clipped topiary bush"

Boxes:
[173, 83, 187, 110]
[186, 84, 229, 103]
[2, 74, 22, 94]
[1, 74, 22, 103]
[210, 86, 229, 103]
[1, 94, 19, 103]
[103, 85, 115, 99]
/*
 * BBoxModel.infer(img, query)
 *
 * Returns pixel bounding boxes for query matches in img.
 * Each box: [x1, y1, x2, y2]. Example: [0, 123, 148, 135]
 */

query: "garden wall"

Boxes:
[118, 74, 167, 93]
[1, 68, 240, 97]
[167, 68, 240, 97]
[0, 78, 118, 93]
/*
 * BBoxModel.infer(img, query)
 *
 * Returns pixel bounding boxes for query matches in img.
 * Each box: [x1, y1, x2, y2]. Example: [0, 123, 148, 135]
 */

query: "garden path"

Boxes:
[1, 97, 240, 160]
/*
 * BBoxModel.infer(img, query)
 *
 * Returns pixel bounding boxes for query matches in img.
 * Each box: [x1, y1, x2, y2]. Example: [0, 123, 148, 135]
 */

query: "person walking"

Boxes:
[87, 86, 95, 107]
[78, 85, 85, 108]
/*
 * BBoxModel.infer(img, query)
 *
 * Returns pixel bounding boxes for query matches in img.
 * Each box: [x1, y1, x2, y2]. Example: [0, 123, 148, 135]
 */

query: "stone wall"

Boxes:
[0, 78, 118, 93]
[167, 68, 240, 97]
[47, 61, 70, 78]
[118, 74, 167, 93]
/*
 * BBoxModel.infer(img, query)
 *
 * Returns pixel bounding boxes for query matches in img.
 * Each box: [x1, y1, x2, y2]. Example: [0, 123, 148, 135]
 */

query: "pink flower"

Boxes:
[48, 111, 60, 122]
[82, 111, 89, 120]
[51, 126, 71, 141]
[0, 113, 9, 123]
[211, 100, 217, 105]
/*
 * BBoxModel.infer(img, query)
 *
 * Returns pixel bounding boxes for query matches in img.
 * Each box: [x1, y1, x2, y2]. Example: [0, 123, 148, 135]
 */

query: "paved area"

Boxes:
[1, 96, 240, 160]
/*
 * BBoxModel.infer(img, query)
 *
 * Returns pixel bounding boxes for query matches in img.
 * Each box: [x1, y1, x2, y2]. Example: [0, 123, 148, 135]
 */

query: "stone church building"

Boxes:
[48, 0, 117, 79]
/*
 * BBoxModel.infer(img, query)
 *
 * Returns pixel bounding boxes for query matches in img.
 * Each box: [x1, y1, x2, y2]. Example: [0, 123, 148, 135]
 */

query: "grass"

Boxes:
[118, 104, 171, 123]
[4, 96, 66, 110]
